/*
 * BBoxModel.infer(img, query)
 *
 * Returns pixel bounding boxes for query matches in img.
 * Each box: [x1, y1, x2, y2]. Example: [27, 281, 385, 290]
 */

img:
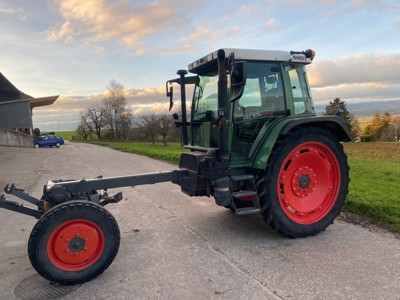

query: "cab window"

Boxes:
[234, 62, 284, 120]
[288, 64, 314, 115]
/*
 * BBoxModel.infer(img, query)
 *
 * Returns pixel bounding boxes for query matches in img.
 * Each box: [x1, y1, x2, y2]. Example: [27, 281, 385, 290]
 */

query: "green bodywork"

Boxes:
[187, 57, 349, 172]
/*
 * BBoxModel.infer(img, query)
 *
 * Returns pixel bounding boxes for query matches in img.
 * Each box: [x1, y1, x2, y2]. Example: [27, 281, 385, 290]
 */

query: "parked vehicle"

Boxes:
[1, 48, 350, 285]
[34, 135, 64, 148]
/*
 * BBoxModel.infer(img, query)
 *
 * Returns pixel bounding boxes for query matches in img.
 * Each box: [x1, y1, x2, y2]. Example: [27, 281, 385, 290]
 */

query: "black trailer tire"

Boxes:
[257, 127, 349, 238]
[28, 201, 120, 285]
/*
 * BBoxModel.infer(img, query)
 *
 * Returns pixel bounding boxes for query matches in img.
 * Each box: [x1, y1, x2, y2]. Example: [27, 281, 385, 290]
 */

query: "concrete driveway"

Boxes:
[0, 142, 399, 299]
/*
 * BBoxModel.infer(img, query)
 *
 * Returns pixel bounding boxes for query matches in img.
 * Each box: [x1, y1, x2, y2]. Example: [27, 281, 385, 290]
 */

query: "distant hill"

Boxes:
[314, 99, 400, 117]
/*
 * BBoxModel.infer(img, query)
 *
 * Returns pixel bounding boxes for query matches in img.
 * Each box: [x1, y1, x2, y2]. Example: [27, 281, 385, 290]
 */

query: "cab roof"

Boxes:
[188, 48, 313, 74]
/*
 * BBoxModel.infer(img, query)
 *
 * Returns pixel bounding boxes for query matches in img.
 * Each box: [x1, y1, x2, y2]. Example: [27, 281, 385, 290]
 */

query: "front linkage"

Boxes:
[0, 155, 254, 286]
[0, 169, 190, 285]
[1, 169, 188, 219]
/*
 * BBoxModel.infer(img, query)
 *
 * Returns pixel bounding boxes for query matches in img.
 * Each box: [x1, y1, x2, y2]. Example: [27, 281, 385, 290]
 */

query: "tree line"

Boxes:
[76, 80, 180, 145]
[77, 84, 398, 145]
[323, 98, 400, 142]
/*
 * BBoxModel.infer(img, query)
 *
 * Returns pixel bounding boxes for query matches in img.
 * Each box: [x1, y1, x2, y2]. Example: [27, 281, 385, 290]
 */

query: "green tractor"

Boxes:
[1, 48, 350, 285]
[167, 48, 350, 237]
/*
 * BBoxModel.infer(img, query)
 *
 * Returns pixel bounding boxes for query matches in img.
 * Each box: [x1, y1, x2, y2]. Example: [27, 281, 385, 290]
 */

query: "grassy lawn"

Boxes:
[343, 143, 400, 231]
[55, 131, 76, 141]
[75, 138, 400, 231]
[87, 141, 189, 165]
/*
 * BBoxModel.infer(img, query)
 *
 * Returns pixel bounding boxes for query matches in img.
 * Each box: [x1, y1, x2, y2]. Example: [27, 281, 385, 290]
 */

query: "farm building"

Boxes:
[0, 72, 59, 147]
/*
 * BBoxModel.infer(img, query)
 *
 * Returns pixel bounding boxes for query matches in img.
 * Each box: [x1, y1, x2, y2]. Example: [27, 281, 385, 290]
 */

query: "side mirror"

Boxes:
[166, 83, 173, 111]
[230, 61, 247, 102]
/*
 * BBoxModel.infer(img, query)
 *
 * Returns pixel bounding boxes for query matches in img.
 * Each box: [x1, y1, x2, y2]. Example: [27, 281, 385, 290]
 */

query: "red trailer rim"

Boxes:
[278, 142, 341, 224]
[47, 219, 105, 271]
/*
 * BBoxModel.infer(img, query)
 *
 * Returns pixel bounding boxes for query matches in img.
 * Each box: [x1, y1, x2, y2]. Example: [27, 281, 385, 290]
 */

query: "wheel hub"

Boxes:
[47, 219, 105, 271]
[299, 175, 311, 189]
[68, 236, 86, 252]
[289, 165, 317, 198]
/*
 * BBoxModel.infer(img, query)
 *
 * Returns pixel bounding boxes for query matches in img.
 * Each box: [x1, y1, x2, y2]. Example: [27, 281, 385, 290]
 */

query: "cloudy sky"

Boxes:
[1, 0, 399, 131]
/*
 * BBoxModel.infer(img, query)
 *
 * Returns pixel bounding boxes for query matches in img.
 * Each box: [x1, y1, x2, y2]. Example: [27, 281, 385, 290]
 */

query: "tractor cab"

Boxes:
[167, 48, 316, 164]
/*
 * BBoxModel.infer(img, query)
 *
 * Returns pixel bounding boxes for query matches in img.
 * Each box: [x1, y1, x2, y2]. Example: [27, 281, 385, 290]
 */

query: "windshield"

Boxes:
[288, 64, 314, 115]
[192, 74, 218, 121]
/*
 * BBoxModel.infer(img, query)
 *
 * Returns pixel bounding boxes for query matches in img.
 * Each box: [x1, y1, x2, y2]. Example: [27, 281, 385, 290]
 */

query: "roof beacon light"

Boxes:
[305, 49, 316, 61]
[290, 49, 316, 61]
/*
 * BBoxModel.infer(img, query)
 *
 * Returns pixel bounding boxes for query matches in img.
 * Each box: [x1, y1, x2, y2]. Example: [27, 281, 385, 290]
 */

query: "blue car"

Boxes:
[34, 135, 65, 148]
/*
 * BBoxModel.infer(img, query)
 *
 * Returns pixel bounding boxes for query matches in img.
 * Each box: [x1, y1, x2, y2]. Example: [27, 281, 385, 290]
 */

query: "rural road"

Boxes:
[0, 142, 399, 299]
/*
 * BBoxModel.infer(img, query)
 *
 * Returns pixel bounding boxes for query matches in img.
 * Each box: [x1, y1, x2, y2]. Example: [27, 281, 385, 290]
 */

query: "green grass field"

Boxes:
[72, 138, 400, 232]
[343, 143, 400, 231]
[55, 131, 76, 141]
[88, 141, 189, 165]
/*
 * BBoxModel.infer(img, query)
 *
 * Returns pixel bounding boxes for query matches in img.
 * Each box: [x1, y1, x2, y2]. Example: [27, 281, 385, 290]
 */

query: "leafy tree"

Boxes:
[392, 116, 400, 142]
[362, 112, 392, 142]
[323, 98, 359, 139]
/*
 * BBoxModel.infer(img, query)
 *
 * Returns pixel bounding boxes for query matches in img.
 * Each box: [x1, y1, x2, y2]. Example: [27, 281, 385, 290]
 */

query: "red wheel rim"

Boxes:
[278, 142, 341, 224]
[47, 219, 105, 271]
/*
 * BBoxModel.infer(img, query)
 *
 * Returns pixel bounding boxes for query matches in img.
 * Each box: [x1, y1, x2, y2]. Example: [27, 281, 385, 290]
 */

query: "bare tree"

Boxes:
[83, 105, 107, 139]
[158, 113, 173, 146]
[140, 113, 160, 144]
[103, 80, 131, 140]
[117, 108, 132, 140]
[76, 113, 90, 140]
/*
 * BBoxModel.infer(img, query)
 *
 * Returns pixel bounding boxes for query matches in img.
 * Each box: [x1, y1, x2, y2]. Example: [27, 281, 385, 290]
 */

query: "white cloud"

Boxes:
[181, 24, 220, 43]
[235, 4, 259, 17]
[311, 83, 400, 103]
[0, 3, 26, 21]
[308, 53, 400, 101]
[44, 0, 187, 53]
[308, 53, 400, 87]
[263, 18, 280, 31]
[0, 3, 14, 14]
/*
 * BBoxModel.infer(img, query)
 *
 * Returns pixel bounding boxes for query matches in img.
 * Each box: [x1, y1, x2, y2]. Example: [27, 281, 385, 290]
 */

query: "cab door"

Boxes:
[230, 62, 285, 164]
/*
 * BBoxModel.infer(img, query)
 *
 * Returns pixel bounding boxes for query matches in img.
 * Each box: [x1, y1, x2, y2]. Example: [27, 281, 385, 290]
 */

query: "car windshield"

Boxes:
[192, 73, 218, 121]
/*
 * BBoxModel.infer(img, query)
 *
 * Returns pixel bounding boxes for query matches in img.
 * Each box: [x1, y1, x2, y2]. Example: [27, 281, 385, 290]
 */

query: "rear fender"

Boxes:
[250, 116, 351, 170]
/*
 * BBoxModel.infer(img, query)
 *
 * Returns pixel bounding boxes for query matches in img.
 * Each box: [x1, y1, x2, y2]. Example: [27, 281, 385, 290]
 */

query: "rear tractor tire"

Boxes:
[258, 127, 349, 238]
[28, 201, 120, 285]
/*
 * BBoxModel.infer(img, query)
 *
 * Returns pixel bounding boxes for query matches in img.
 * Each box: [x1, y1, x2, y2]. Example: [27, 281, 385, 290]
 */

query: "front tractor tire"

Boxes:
[258, 127, 349, 238]
[28, 201, 120, 285]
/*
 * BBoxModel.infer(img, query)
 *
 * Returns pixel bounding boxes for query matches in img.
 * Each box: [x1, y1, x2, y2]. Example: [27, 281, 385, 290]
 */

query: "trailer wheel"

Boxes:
[28, 201, 120, 285]
[258, 127, 349, 238]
